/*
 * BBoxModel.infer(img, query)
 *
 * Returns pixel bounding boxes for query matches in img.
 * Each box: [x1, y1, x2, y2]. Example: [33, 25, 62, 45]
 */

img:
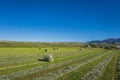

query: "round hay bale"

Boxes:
[43, 54, 54, 62]
[44, 49, 48, 52]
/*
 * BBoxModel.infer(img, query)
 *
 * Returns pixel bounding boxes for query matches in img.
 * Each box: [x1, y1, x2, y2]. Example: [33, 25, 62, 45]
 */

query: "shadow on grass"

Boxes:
[38, 59, 48, 62]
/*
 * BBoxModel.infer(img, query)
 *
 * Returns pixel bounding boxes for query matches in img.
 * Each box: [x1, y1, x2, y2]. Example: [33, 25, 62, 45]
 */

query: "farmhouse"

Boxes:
[116, 46, 120, 49]
[88, 45, 91, 48]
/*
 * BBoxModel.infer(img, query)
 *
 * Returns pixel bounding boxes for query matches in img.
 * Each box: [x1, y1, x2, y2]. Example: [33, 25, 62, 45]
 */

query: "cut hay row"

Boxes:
[0, 51, 83, 68]
[0, 51, 105, 76]
[15, 52, 108, 80]
[80, 53, 114, 80]
[0, 62, 44, 71]
[33, 52, 108, 80]
[98, 51, 118, 80]
[0, 56, 41, 67]
[0, 48, 104, 68]
[56, 52, 109, 80]
[116, 54, 120, 80]
[0, 51, 83, 70]
[0, 51, 101, 75]
[0, 51, 107, 80]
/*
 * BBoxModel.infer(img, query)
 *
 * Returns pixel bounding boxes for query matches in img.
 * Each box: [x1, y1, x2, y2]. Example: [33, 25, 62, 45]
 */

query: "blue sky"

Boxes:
[0, 0, 120, 42]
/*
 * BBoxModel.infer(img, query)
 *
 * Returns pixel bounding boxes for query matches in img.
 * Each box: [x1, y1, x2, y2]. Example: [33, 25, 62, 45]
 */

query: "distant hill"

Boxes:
[0, 41, 84, 48]
[88, 38, 120, 45]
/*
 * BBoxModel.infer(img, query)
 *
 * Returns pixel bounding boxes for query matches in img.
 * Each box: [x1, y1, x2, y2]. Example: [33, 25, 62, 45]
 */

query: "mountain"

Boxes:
[88, 38, 120, 45]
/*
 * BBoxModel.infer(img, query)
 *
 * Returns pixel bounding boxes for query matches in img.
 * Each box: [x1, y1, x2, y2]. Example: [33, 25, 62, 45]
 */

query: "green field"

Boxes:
[0, 47, 119, 80]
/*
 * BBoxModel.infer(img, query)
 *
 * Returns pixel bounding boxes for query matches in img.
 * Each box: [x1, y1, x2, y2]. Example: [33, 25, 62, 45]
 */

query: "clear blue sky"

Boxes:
[0, 0, 120, 42]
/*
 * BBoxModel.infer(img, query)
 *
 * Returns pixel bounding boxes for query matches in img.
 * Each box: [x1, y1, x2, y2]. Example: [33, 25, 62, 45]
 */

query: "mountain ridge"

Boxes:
[89, 38, 120, 44]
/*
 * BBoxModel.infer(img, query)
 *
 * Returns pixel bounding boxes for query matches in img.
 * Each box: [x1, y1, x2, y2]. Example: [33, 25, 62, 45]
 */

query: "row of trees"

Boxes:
[87, 43, 117, 49]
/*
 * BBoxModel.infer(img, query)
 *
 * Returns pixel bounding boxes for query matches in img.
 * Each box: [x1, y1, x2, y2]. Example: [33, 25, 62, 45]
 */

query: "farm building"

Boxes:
[116, 46, 120, 49]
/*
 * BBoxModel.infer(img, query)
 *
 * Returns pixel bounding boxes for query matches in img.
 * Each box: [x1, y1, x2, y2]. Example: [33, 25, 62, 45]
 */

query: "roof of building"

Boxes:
[116, 46, 120, 48]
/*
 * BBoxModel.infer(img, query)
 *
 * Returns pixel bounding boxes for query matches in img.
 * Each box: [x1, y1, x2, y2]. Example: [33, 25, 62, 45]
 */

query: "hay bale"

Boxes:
[53, 48, 56, 50]
[43, 54, 54, 62]
[44, 49, 48, 52]
[53, 48, 59, 50]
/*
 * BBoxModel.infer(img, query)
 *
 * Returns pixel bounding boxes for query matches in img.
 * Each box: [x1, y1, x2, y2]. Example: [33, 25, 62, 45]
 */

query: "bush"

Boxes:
[104, 46, 116, 50]
[39, 48, 41, 50]
[43, 54, 54, 62]
[104, 46, 110, 49]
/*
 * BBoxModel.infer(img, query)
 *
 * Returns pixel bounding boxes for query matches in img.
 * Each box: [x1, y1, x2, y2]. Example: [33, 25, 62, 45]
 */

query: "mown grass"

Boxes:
[0, 48, 106, 75]
[1, 47, 117, 80]
[98, 50, 119, 80]
[0, 47, 82, 68]
[14, 51, 104, 80]
[57, 51, 111, 80]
